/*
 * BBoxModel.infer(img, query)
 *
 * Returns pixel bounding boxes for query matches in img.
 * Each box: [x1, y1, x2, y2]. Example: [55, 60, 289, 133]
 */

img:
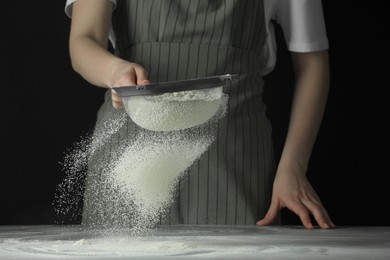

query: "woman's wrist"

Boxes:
[277, 154, 309, 176]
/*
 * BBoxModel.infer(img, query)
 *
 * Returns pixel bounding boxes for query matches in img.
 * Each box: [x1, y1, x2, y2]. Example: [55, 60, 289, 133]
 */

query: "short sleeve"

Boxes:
[65, 0, 117, 18]
[64, 0, 118, 48]
[273, 0, 329, 52]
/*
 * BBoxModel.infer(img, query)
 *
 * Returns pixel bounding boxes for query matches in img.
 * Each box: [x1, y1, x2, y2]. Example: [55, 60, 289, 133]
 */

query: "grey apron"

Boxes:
[82, 0, 277, 227]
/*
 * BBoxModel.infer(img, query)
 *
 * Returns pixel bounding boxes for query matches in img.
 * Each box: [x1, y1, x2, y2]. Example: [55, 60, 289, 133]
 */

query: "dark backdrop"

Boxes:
[1, 1, 388, 226]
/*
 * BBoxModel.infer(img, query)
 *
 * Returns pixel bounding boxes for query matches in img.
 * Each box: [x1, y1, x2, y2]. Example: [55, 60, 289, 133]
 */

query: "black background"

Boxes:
[1, 1, 388, 226]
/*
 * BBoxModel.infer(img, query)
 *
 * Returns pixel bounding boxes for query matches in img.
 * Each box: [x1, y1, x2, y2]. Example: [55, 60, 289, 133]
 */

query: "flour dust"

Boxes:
[54, 91, 228, 235]
[54, 109, 128, 223]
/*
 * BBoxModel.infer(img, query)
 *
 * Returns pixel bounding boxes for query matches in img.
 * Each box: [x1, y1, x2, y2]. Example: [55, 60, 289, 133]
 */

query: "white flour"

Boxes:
[1, 237, 192, 257]
[105, 130, 216, 234]
[0, 236, 267, 257]
[112, 134, 210, 217]
[124, 87, 226, 131]
[55, 87, 229, 235]
[146, 87, 223, 102]
[54, 109, 128, 222]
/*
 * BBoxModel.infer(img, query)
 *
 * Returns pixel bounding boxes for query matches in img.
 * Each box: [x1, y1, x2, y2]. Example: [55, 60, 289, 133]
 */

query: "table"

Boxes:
[0, 225, 389, 259]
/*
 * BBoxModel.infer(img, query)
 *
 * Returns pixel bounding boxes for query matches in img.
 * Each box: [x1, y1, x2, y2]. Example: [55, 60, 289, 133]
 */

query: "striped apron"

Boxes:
[82, 0, 277, 227]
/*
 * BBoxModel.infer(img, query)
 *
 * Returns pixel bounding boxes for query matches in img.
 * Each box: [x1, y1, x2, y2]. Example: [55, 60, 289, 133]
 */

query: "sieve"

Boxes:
[112, 74, 239, 97]
[112, 74, 239, 131]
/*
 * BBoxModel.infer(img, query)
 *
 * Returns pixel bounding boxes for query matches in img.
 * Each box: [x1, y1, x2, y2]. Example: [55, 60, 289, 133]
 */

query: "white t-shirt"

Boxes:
[65, 0, 328, 75]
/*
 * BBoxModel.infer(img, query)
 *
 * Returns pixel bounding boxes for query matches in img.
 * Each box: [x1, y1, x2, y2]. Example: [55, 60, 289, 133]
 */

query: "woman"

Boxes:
[65, 0, 335, 229]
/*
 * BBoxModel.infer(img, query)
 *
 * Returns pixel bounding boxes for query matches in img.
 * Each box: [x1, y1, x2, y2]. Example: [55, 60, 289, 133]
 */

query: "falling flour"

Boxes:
[54, 88, 229, 235]
[111, 133, 212, 226]
[54, 109, 128, 222]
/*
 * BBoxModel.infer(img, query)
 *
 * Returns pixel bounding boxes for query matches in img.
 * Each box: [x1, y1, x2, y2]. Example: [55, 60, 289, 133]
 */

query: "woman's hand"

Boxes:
[256, 165, 335, 229]
[109, 61, 149, 109]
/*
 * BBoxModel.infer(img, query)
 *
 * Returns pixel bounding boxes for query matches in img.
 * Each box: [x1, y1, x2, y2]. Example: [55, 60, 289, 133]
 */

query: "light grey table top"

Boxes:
[0, 225, 389, 259]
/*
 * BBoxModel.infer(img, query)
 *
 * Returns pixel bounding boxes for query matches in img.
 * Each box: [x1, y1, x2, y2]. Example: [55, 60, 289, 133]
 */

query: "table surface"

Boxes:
[0, 225, 389, 259]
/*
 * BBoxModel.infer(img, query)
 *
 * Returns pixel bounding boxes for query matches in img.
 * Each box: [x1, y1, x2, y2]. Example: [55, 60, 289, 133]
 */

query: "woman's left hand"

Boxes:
[256, 167, 335, 229]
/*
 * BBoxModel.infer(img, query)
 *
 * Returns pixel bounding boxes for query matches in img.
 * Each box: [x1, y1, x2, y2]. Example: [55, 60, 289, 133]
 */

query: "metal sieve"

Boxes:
[112, 74, 239, 97]
[112, 74, 239, 131]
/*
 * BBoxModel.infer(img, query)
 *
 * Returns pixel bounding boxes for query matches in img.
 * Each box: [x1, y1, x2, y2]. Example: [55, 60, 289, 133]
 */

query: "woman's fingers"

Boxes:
[256, 199, 280, 226]
[111, 89, 123, 109]
[301, 199, 335, 229]
[110, 62, 150, 109]
[257, 189, 335, 229]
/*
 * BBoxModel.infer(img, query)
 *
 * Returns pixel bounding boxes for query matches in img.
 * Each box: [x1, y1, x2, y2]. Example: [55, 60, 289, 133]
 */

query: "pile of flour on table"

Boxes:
[55, 89, 229, 235]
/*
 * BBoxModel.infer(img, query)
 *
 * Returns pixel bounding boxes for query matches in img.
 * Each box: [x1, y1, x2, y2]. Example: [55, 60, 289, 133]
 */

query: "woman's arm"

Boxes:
[281, 50, 330, 175]
[69, 0, 148, 108]
[257, 50, 335, 229]
[69, 0, 118, 87]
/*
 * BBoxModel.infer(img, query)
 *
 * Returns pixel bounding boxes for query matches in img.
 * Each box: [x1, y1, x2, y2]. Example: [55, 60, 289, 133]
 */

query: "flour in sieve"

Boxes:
[124, 87, 228, 131]
[145, 87, 224, 101]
